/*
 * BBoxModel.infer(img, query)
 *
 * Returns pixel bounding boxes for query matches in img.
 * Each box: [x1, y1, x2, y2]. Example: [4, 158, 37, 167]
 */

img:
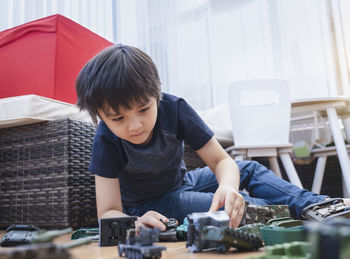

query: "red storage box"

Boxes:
[0, 14, 113, 104]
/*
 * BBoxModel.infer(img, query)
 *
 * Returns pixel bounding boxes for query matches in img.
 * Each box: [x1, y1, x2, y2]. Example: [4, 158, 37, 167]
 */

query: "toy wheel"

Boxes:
[216, 244, 228, 253]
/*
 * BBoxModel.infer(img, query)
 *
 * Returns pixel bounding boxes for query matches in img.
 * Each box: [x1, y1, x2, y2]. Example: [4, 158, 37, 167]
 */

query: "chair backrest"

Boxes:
[228, 79, 291, 147]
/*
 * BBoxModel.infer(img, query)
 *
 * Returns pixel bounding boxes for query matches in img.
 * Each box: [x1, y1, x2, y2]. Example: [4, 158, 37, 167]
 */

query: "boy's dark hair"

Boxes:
[76, 44, 161, 124]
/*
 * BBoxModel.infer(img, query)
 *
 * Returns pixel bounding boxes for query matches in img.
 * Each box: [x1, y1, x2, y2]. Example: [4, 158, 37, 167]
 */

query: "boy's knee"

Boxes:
[237, 160, 264, 172]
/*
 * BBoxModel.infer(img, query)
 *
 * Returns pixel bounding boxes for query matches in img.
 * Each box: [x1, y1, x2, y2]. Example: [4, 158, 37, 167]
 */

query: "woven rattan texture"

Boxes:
[0, 119, 97, 228]
[183, 144, 206, 171]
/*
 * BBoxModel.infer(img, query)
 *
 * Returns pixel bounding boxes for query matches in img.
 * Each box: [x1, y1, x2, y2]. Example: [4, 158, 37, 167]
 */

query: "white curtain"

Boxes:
[0, 0, 116, 43]
[118, 0, 350, 111]
[2, 0, 350, 112]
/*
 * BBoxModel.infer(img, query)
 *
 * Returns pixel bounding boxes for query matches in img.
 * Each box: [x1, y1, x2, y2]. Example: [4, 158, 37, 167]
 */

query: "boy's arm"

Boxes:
[95, 175, 127, 218]
[95, 175, 167, 230]
[196, 137, 245, 228]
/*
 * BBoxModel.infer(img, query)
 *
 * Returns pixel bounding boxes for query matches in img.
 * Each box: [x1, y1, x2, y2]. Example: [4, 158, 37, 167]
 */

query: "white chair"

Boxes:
[226, 79, 303, 188]
[310, 145, 350, 194]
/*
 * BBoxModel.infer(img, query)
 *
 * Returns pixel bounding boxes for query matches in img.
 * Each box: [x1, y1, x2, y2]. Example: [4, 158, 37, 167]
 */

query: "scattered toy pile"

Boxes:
[1, 198, 350, 258]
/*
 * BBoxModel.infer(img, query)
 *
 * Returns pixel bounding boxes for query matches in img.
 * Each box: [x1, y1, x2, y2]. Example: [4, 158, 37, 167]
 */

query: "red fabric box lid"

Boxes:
[0, 14, 113, 104]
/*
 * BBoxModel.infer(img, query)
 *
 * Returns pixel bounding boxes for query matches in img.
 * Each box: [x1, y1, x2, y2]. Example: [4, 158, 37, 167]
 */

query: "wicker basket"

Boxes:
[0, 119, 97, 228]
[183, 144, 206, 171]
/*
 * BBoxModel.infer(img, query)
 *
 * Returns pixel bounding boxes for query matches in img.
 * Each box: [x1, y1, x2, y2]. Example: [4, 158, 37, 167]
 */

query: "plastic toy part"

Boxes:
[0, 232, 94, 259]
[239, 204, 290, 226]
[0, 225, 40, 247]
[176, 217, 189, 241]
[99, 216, 137, 246]
[160, 218, 178, 230]
[5, 225, 40, 232]
[186, 211, 230, 252]
[237, 223, 264, 239]
[203, 225, 263, 252]
[265, 217, 303, 228]
[0, 226, 72, 247]
[260, 225, 305, 246]
[159, 218, 178, 241]
[247, 241, 311, 259]
[186, 211, 263, 252]
[0, 243, 71, 259]
[1, 231, 37, 247]
[71, 228, 99, 240]
[31, 228, 73, 244]
[302, 198, 350, 223]
[118, 226, 166, 259]
[304, 218, 350, 259]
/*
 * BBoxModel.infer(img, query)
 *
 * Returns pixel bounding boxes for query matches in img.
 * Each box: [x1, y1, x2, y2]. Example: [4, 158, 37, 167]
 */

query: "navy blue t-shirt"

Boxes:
[89, 93, 214, 207]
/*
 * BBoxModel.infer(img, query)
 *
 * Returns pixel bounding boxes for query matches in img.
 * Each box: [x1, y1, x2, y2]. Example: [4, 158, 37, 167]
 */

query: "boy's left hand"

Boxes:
[209, 184, 245, 228]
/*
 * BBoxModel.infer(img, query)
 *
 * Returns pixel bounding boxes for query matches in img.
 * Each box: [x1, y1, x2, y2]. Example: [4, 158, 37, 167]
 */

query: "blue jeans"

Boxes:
[123, 160, 327, 222]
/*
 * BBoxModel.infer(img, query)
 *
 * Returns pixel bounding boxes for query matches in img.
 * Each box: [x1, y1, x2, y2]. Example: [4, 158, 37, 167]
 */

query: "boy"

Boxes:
[75, 44, 344, 231]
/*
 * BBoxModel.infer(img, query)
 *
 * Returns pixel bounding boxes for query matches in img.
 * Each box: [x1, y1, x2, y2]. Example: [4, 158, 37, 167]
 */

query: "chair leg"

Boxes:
[326, 107, 350, 195]
[279, 153, 303, 188]
[311, 156, 327, 194]
[268, 157, 282, 178]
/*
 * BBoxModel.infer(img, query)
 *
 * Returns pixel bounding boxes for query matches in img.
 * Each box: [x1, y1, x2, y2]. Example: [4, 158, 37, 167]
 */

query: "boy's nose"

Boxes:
[129, 118, 142, 131]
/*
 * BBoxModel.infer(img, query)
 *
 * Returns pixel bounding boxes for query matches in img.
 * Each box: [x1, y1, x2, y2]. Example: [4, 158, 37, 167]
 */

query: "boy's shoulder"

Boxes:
[158, 92, 190, 121]
[158, 92, 187, 114]
[160, 92, 183, 104]
[95, 120, 119, 141]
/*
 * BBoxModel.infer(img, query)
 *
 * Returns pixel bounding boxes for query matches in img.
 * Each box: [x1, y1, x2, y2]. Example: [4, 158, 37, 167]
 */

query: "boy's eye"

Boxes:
[139, 107, 150, 113]
[112, 117, 123, 122]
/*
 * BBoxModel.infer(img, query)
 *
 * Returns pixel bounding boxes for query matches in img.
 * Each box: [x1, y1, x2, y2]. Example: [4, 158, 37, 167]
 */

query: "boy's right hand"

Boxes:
[209, 184, 245, 228]
[136, 211, 168, 231]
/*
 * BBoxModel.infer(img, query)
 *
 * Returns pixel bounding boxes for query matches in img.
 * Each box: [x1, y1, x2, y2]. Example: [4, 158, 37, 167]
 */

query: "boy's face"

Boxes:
[98, 97, 158, 145]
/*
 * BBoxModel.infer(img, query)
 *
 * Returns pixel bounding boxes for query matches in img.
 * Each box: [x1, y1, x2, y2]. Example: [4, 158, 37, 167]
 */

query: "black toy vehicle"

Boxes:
[99, 216, 137, 246]
[0, 225, 40, 247]
[302, 198, 350, 222]
[118, 226, 166, 259]
[159, 218, 178, 242]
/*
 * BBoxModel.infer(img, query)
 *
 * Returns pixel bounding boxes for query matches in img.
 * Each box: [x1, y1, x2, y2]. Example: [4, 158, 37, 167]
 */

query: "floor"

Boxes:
[0, 231, 264, 259]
